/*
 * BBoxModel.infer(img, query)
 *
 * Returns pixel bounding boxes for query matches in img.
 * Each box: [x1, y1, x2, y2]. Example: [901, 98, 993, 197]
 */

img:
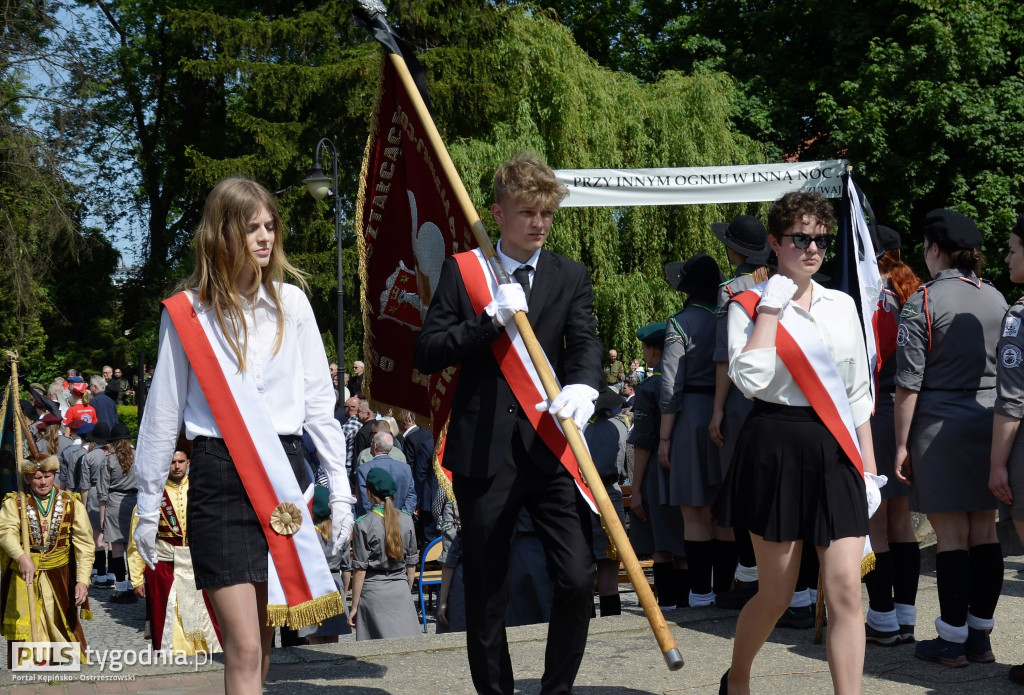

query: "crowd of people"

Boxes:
[4, 157, 1024, 695]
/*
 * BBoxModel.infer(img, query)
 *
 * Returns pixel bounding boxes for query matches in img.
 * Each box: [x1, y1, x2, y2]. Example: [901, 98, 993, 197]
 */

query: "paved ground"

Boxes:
[4, 520, 1024, 694]
[6, 543, 1024, 694]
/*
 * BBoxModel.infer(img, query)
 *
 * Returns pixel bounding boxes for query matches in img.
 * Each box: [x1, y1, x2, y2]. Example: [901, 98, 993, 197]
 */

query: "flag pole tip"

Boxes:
[664, 648, 684, 670]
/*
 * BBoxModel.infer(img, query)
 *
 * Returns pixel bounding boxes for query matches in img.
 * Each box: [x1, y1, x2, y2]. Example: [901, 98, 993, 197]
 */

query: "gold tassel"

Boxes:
[433, 419, 455, 504]
[861, 551, 875, 578]
[600, 514, 619, 562]
[265, 591, 346, 629]
[80, 609, 93, 621]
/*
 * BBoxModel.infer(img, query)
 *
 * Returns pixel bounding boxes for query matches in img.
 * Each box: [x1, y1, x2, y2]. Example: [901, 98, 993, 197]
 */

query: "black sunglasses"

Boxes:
[782, 233, 833, 251]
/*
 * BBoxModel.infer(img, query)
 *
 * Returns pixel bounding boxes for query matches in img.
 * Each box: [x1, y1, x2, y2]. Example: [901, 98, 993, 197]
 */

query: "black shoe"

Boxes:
[110, 591, 138, 604]
[866, 623, 903, 646]
[898, 624, 916, 644]
[716, 580, 758, 610]
[719, 669, 729, 695]
[966, 627, 995, 663]
[915, 637, 968, 668]
[776, 605, 815, 629]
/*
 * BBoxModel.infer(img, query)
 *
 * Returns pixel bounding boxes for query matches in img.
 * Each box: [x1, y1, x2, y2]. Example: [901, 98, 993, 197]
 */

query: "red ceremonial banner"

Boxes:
[355, 55, 478, 482]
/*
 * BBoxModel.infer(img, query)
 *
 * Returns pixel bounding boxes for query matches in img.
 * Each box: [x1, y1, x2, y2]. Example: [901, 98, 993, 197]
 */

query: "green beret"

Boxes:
[312, 485, 330, 520]
[636, 321, 667, 348]
[366, 466, 398, 500]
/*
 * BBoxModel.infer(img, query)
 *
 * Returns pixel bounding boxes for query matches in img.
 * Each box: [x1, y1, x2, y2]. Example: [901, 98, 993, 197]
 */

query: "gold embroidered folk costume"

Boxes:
[0, 456, 94, 660]
[127, 475, 221, 654]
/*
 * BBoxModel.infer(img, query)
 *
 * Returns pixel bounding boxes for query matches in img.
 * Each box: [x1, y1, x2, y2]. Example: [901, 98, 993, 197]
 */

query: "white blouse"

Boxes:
[727, 281, 873, 428]
[133, 282, 349, 520]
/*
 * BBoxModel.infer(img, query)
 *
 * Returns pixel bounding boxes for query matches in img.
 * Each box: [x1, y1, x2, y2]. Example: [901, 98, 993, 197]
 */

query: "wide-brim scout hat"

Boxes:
[712, 215, 770, 264]
[88, 422, 112, 445]
[593, 388, 623, 417]
[109, 423, 132, 442]
[925, 209, 983, 251]
[664, 253, 725, 304]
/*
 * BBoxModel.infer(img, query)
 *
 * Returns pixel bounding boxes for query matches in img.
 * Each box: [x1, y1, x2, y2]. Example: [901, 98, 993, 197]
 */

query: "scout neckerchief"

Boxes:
[732, 284, 864, 477]
[163, 291, 344, 628]
[453, 249, 598, 512]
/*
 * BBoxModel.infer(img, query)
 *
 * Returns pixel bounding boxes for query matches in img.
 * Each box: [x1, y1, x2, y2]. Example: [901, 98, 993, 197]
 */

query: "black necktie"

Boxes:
[513, 265, 533, 303]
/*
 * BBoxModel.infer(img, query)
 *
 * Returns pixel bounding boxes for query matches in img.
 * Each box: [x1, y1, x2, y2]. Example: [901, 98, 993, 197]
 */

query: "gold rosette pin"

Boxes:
[270, 502, 303, 535]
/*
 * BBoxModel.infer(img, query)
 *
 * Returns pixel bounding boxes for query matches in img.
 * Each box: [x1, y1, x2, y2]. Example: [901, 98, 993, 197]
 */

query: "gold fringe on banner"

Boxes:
[265, 591, 346, 629]
[861, 551, 876, 578]
[600, 514, 620, 562]
[431, 419, 455, 504]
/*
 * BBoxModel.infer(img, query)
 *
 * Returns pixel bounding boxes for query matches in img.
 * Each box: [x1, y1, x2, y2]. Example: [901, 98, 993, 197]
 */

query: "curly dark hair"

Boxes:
[767, 191, 836, 238]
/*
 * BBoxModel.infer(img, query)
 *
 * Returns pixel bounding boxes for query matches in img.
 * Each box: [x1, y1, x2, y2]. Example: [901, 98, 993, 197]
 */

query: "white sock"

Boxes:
[866, 608, 899, 632]
[735, 564, 758, 582]
[789, 589, 812, 609]
[934, 617, 968, 643]
[894, 602, 916, 626]
[689, 590, 716, 607]
[966, 612, 994, 631]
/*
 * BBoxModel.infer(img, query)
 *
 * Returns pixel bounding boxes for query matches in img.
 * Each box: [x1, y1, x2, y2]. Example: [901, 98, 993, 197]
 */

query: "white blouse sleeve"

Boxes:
[726, 301, 778, 399]
[133, 309, 189, 519]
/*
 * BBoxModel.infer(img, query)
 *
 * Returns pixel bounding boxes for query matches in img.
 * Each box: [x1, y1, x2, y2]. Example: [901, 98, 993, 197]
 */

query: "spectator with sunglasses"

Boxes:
[894, 209, 1006, 667]
[717, 191, 880, 695]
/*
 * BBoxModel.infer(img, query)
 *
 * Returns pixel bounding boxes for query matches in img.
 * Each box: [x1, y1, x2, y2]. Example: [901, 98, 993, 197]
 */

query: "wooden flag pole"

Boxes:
[5, 352, 42, 643]
[386, 52, 683, 671]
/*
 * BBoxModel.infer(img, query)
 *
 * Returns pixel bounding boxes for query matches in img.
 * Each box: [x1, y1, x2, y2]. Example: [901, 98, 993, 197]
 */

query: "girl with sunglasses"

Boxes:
[718, 191, 880, 694]
[894, 209, 1006, 667]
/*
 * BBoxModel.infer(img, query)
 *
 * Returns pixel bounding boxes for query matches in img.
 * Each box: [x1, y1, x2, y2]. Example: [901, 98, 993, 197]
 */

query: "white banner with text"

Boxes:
[555, 160, 848, 207]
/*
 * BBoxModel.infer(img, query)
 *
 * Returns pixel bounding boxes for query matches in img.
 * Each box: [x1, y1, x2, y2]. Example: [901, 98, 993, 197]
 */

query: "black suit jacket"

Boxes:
[402, 425, 436, 512]
[413, 248, 602, 479]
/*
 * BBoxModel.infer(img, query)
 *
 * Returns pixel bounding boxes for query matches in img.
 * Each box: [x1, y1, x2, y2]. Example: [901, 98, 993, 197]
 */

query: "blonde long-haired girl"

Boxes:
[131, 177, 354, 694]
[349, 467, 421, 641]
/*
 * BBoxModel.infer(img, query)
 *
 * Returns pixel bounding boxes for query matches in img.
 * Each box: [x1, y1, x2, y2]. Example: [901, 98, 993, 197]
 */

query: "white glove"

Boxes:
[133, 514, 159, 570]
[865, 472, 888, 518]
[485, 283, 528, 327]
[758, 275, 798, 310]
[536, 384, 599, 430]
[330, 497, 356, 556]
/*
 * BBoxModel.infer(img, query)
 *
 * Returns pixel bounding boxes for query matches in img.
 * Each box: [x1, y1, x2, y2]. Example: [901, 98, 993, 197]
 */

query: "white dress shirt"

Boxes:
[495, 239, 541, 288]
[727, 281, 873, 427]
[133, 283, 350, 519]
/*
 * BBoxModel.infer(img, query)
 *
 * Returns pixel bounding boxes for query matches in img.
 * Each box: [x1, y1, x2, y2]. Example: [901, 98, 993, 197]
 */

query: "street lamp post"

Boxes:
[303, 137, 344, 365]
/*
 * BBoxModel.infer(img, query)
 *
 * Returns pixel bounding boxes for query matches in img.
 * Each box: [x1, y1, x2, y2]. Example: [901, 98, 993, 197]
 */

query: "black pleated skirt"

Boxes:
[714, 400, 868, 546]
[187, 435, 308, 590]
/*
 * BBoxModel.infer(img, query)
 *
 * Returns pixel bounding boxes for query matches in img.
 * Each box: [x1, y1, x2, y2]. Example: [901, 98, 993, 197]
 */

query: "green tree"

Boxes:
[818, 0, 1024, 292]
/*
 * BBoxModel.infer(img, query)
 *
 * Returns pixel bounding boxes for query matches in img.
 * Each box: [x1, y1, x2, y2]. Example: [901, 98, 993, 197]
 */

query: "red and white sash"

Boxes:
[453, 250, 598, 512]
[732, 287, 864, 476]
[163, 292, 344, 628]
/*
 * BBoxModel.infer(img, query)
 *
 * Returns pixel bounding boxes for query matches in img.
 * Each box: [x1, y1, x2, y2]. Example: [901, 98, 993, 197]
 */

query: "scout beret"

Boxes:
[366, 466, 398, 500]
[876, 225, 901, 251]
[924, 209, 983, 251]
[636, 321, 668, 349]
[1011, 214, 1024, 240]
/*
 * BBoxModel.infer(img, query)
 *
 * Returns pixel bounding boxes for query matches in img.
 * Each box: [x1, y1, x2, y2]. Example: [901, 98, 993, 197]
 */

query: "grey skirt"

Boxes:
[666, 392, 716, 506]
[909, 388, 997, 514]
[628, 458, 686, 557]
[103, 489, 137, 543]
[355, 571, 421, 640]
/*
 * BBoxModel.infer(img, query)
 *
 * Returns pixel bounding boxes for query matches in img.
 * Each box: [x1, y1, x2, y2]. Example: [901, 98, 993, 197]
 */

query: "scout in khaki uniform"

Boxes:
[1, 454, 93, 665]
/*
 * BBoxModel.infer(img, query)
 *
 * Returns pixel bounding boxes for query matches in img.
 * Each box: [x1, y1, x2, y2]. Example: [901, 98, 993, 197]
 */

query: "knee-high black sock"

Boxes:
[712, 539, 737, 595]
[935, 550, 971, 627]
[796, 543, 819, 592]
[684, 540, 714, 595]
[735, 528, 756, 569]
[890, 541, 921, 606]
[652, 562, 677, 608]
[864, 551, 894, 612]
[93, 548, 107, 577]
[599, 593, 621, 617]
[968, 543, 1004, 621]
[674, 567, 690, 605]
[109, 555, 126, 583]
